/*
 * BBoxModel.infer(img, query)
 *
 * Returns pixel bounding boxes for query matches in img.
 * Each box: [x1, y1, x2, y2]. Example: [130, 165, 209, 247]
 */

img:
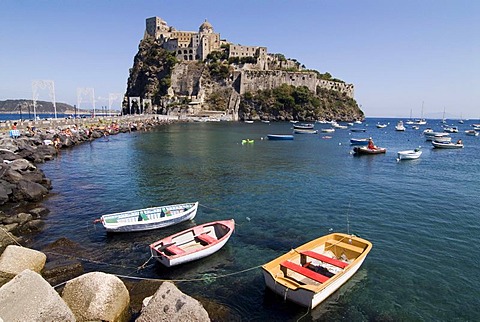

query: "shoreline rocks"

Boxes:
[0, 245, 211, 322]
[0, 115, 178, 252]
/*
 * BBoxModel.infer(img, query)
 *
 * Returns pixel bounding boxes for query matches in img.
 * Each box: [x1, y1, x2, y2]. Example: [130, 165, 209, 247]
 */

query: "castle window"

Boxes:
[189, 55, 193, 60]
[189, 49, 193, 53]
[178, 50, 182, 54]
[184, 55, 188, 60]
[184, 50, 188, 54]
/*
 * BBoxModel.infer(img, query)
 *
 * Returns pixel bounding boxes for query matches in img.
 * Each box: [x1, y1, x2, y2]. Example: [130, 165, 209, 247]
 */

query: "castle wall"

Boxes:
[239, 70, 354, 98]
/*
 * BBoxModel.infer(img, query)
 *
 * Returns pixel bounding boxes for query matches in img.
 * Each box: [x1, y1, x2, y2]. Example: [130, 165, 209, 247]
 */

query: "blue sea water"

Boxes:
[0, 113, 75, 121]
[29, 118, 480, 321]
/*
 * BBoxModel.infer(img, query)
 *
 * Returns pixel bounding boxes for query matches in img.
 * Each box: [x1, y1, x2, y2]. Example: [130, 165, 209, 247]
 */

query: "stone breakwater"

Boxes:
[0, 115, 232, 321]
[0, 245, 211, 321]
[0, 115, 179, 251]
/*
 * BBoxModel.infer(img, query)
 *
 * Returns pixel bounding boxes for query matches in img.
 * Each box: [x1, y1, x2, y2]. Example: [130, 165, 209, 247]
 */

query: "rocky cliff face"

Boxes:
[125, 39, 364, 121]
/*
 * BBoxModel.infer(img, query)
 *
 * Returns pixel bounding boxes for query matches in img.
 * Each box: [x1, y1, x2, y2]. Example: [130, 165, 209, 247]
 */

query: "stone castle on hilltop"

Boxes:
[145, 17, 268, 65]
[126, 17, 358, 120]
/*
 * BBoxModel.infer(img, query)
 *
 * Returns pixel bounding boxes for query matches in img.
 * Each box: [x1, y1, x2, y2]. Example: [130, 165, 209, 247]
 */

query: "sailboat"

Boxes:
[405, 109, 414, 125]
[458, 113, 464, 124]
[414, 101, 427, 125]
[441, 107, 447, 124]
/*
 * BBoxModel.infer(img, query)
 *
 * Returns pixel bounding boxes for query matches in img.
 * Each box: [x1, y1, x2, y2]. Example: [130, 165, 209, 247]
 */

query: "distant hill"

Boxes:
[0, 99, 76, 114]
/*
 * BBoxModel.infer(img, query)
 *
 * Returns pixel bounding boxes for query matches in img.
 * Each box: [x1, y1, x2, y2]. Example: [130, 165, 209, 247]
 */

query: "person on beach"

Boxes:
[12, 122, 17, 130]
[53, 136, 61, 150]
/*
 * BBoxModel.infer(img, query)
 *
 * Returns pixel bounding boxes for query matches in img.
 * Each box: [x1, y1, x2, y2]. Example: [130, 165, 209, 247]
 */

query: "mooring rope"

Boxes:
[198, 203, 221, 211]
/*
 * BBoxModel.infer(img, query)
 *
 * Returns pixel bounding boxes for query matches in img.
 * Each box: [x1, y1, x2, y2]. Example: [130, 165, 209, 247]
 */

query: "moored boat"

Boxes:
[432, 141, 464, 149]
[96, 202, 198, 233]
[262, 233, 372, 309]
[293, 128, 318, 134]
[397, 148, 422, 161]
[321, 128, 335, 133]
[423, 129, 450, 141]
[350, 138, 369, 145]
[443, 126, 458, 133]
[293, 123, 315, 130]
[465, 130, 479, 136]
[395, 121, 406, 131]
[376, 123, 387, 128]
[353, 146, 387, 155]
[150, 219, 235, 267]
[267, 134, 294, 140]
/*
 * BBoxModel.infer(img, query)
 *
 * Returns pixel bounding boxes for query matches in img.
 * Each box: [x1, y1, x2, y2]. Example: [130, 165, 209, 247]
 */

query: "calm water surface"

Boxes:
[32, 118, 480, 321]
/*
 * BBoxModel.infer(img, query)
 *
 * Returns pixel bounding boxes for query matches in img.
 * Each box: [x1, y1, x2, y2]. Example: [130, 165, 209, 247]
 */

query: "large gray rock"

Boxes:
[62, 271, 130, 322]
[0, 269, 75, 321]
[8, 159, 36, 172]
[13, 179, 48, 201]
[0, 245, 46, 286]
[137, 281, 210, 322]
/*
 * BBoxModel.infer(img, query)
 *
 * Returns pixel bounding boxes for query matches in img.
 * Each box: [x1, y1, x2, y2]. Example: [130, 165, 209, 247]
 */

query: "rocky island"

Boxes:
[124, 16, 364, 122]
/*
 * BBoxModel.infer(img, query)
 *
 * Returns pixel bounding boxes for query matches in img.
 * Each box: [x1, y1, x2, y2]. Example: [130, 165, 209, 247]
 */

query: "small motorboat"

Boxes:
[397, 148, 422, 161]
[267, 134, 294, 140]
[262, 233, 372, 309]
[321, 128, 335, 133]
[376, 123, 387, 128]
[150, 219, 235, 267]
[423, 129, 450, 141]
[465, 130, 478, 136]
[395, 121, 406, 131]
[432, 141, 464, 149]
[432, 135, 452, 143]
[353, 146, 387, 155]
[332, 123, 348, 129]
[96, 202, 198, 233]
[293, 123, 315, 130]
[244, 120, 254, 124]
[350, 128, 366, 132]
[293, 128, 318, 134]
[350, 138, 369, 145]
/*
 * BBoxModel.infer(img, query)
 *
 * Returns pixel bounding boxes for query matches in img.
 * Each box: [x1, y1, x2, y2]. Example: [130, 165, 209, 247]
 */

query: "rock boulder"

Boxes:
[137, 281, 210, 322]
[62, 271, 130, 322]
[0, 269, 75, 321]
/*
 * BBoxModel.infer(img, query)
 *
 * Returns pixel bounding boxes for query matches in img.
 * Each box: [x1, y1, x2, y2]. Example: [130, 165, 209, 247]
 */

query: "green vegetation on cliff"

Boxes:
[239, 84, 362, 121]
[125, 38, 363, 120]
[125, 38, 178, 113]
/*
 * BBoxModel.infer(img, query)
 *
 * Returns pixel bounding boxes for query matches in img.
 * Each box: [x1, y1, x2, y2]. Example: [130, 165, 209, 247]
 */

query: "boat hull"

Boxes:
[350, 138, 369, 145]
[101, 202, 198, 233]
[267, 134, 294, 140]
[353, 147, 386, 155]
[294, 129, 318, 134]
[261, 233, 372, 309]
[397, 150, 422, 160]
[431, 141, 464, 149]
[150, 219, 235, 267]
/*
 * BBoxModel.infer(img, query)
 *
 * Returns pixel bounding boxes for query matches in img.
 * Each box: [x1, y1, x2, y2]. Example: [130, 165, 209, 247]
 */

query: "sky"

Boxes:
[1, 0, 479, 118]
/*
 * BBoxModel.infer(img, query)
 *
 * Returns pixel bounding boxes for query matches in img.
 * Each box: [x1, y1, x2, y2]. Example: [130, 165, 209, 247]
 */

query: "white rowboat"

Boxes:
[397, 149, 422, 161]
[96, 202, 198, 233]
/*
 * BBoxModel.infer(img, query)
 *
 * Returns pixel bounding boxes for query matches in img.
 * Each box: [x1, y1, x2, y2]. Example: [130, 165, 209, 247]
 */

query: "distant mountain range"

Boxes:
[0, 99, 77, 114]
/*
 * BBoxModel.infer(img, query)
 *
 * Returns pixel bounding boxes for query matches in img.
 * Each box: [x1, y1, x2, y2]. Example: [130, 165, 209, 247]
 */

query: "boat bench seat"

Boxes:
[165, 245, 185, 255]
[325, 240, 364, 254]
[280, 261, 329, 284]
[196, 233, 216, 244]
[300, 251, 348, 269]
